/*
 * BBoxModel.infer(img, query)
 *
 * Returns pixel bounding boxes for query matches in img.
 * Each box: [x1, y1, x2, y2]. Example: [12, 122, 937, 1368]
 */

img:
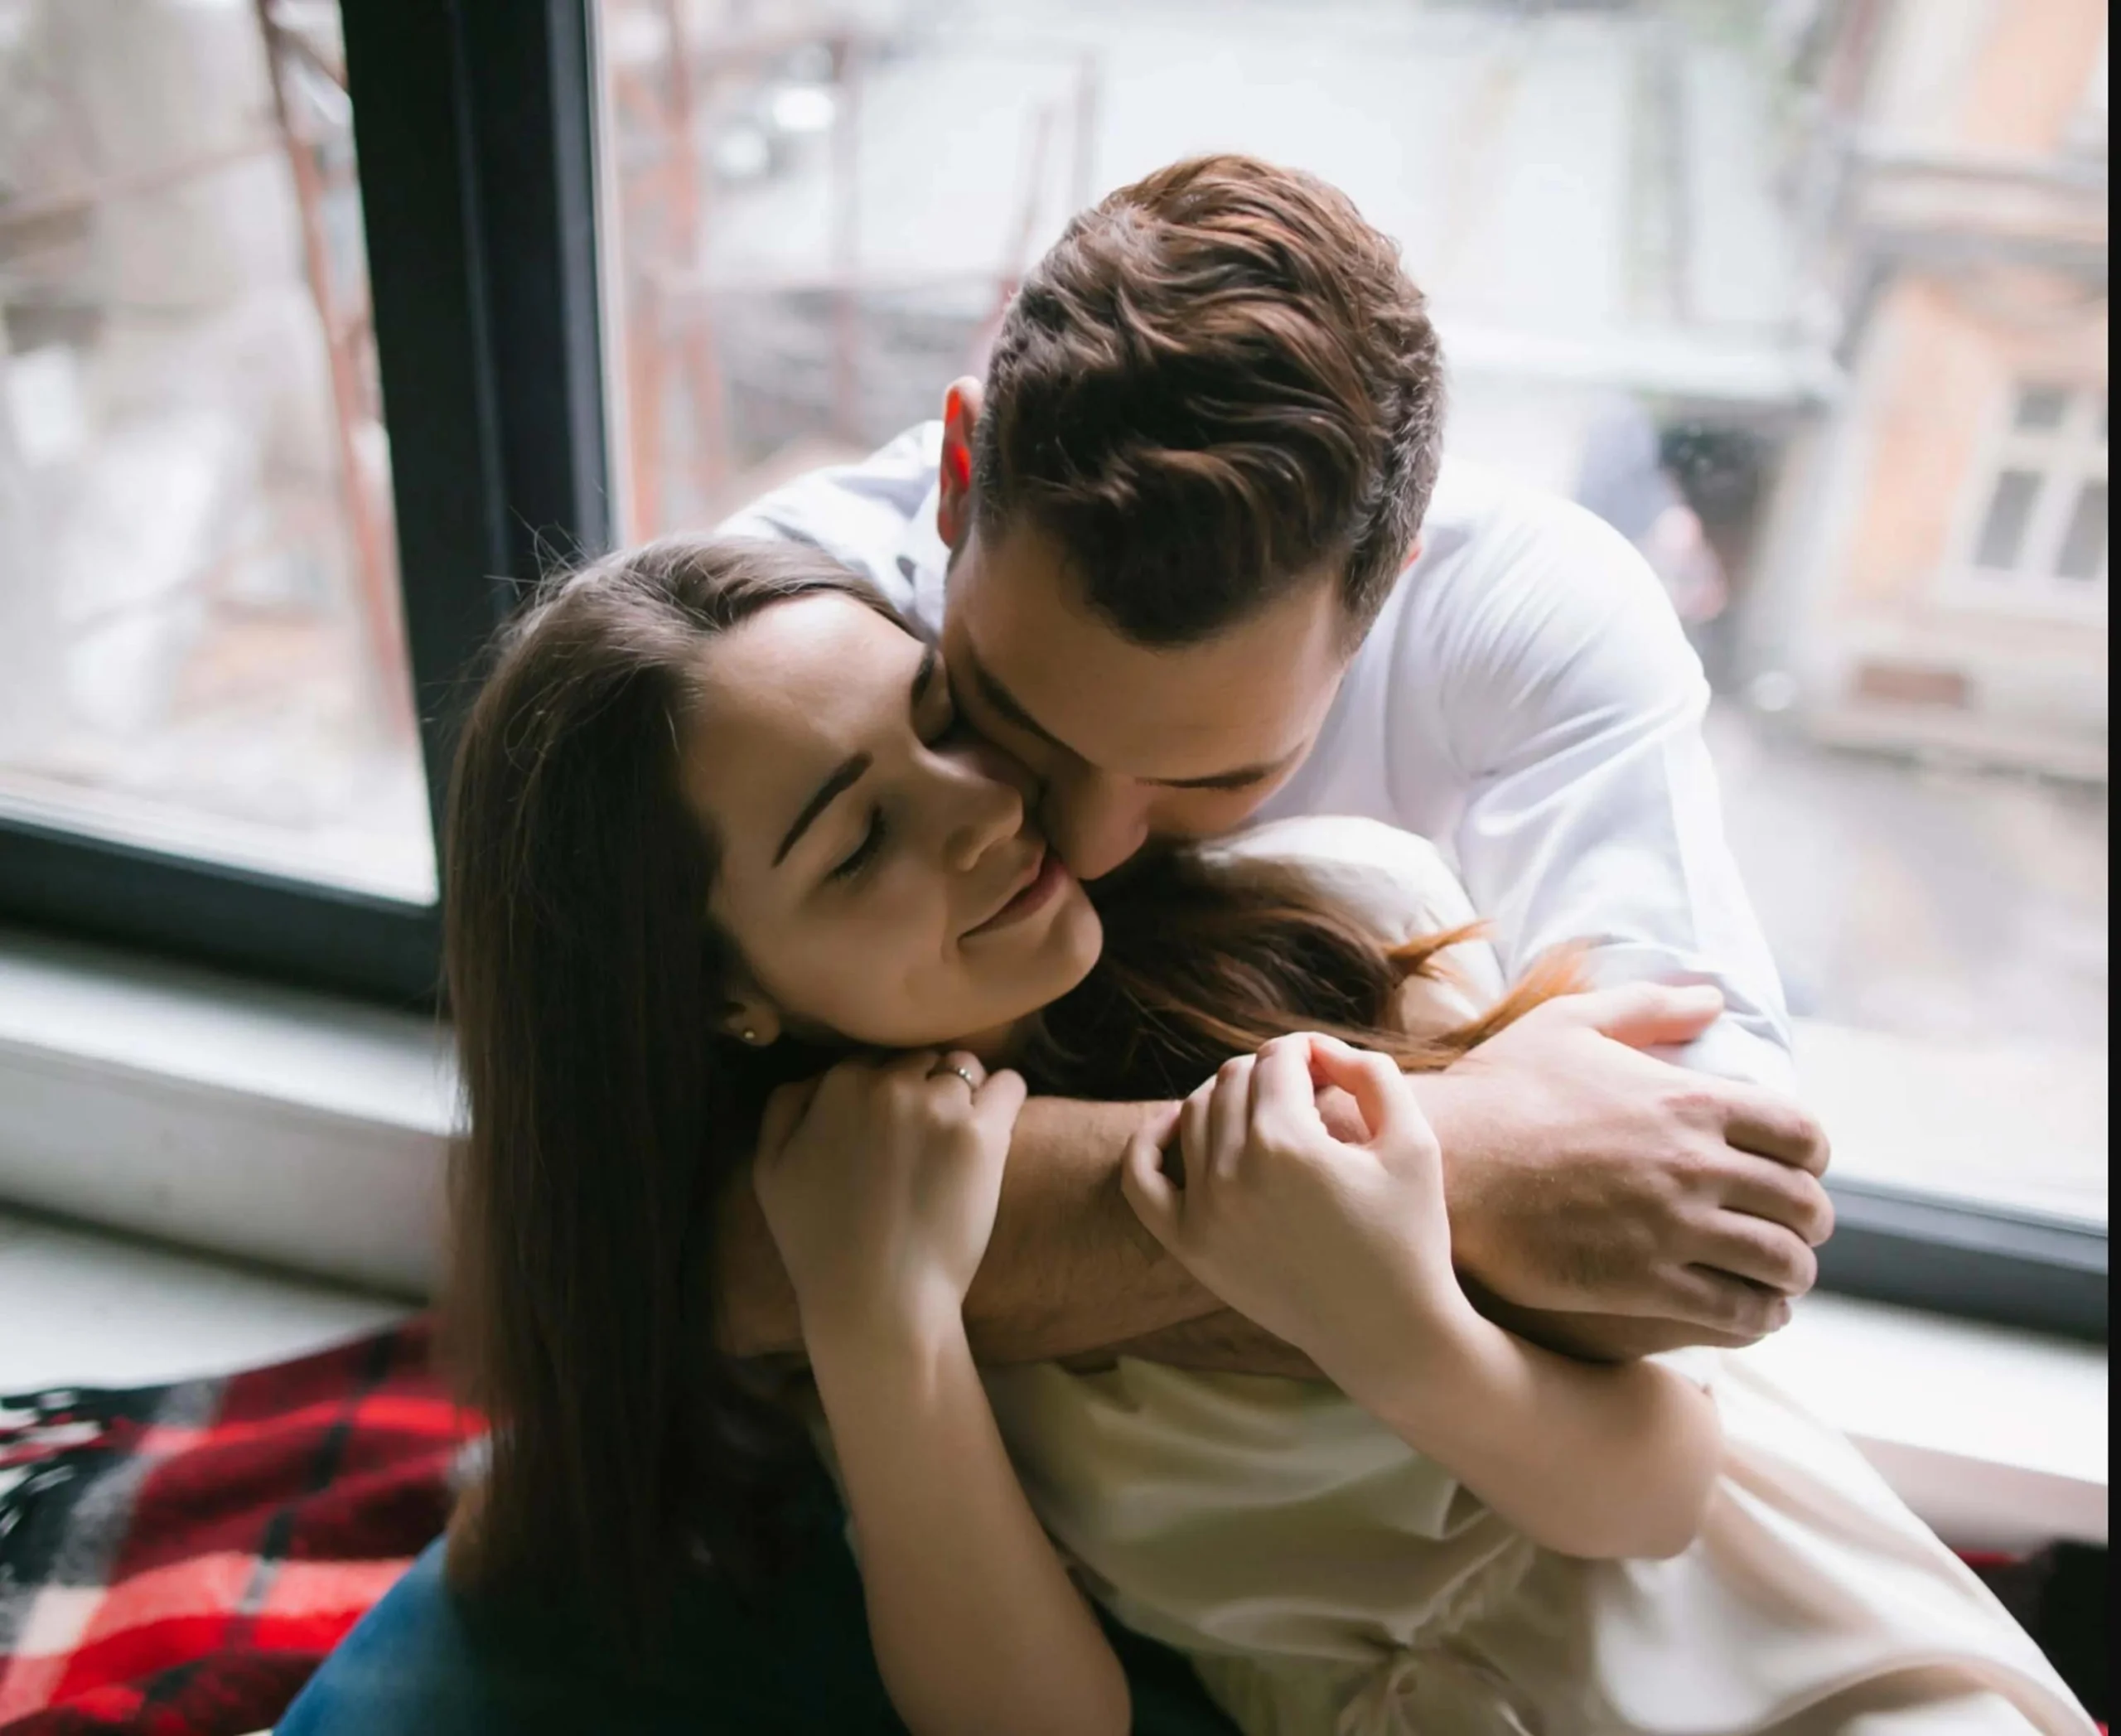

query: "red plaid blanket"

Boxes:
[0, 1320, 479, 1736]
[0, 1322, 2104, 1732]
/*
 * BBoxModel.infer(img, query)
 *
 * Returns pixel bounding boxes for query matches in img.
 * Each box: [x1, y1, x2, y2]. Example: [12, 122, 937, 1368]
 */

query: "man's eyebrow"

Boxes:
[1152, 757, 1292, 792]
[961, 643, 1070, 752]
[963, 639, 1294, 791]
[773, 752, 872, 867]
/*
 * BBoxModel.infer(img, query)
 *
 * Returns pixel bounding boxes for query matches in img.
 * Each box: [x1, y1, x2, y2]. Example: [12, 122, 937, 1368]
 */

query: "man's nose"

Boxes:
[1045, 768, 1151, 882]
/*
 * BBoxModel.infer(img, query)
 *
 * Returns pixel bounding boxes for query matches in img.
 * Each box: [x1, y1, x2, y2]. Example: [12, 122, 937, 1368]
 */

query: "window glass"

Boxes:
[1974, 470, 2042, 571]
[2055, 481, 2108, 582]
[0, 0, 433, 904]
[597, 0, 2107, 1225]
[2014, 384, 2071, 433]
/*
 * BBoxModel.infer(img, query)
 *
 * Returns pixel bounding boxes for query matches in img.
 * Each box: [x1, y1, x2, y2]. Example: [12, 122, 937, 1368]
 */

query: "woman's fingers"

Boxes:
[926, 1048, 988, 1092]
[1205, 1054, 1257, 1177]
[756, 1072, 824, 1163]
[969, 1066, 1028, 1145]
[1177, 1082, 1215, 1189]
[1307, 1036, 1412, 1148]
[1120, 1105, 1185, 1247]
[1247, 1034, 1320, 1151]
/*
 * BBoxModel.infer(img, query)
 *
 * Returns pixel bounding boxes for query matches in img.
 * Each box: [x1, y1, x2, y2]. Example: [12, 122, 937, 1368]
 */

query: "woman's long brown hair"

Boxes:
[1022, 845, 1580, 1102]
[441, 536, 898, 1634]
[441, 533, 1577, 1642]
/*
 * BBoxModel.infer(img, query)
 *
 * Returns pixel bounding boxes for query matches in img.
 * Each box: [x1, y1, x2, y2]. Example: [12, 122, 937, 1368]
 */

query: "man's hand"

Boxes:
[1417, 983, 1832, 1344]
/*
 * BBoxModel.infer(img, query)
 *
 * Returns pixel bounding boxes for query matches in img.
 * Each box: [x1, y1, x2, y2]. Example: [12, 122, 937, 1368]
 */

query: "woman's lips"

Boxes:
[966, 848, 1070, 937]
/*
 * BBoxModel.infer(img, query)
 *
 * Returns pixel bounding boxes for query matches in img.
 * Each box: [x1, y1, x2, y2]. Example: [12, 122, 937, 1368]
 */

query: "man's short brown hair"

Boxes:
[973, 153, 1445, 646]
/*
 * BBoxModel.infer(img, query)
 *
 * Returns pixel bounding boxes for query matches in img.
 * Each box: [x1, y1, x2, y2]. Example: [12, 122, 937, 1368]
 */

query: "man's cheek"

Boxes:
[1160, 789, 1270, 839]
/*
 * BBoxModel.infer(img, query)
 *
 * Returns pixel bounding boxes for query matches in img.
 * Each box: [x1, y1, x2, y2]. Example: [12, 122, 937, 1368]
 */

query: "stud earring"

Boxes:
[741, 1028, 758, 1044]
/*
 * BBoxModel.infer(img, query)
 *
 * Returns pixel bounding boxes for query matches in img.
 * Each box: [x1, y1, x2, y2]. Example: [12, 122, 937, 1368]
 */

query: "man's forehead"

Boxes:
[948, 542, 1344, 782]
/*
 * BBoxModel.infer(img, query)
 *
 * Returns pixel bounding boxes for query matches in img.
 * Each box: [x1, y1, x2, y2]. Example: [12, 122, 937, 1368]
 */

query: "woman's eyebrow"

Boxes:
[771, 646, 935, 869]
[774, 752, 872, 867]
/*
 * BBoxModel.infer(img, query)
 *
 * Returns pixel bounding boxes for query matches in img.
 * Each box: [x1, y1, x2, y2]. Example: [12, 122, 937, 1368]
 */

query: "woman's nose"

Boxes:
[937, 751, 1027, 873]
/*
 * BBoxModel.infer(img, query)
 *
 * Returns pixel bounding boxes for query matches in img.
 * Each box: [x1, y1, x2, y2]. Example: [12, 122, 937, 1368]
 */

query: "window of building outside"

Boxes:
[0, 0, 434, 907]
[594, 0, 2109, 1240]
[1961, 383, 2107, 602]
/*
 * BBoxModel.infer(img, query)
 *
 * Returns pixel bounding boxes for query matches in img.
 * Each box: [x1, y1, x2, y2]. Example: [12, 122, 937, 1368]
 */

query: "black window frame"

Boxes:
[0, 0, 2105, 1344]
[0, 0, 608, 1007]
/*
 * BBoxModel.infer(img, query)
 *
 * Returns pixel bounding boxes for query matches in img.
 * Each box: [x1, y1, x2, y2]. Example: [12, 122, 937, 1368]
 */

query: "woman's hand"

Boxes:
[1121, 1033, 1474, 1391]
[755, 1050, 1027, 1347]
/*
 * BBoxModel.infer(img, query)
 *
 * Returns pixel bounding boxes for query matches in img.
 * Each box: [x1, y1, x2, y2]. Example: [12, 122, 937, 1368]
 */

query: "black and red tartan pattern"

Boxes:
[0, 1320, 2104, 1733]
[0, 1319, 481, 1736]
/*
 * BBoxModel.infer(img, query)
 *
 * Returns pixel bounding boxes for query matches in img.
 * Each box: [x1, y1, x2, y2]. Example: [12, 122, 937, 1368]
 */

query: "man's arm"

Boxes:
[1428, 491, 1797, 1089]
[718, 1063, 1774, 1371]
[1409, 490, 1831, 1333]
[720, 1095, 1225, 1362]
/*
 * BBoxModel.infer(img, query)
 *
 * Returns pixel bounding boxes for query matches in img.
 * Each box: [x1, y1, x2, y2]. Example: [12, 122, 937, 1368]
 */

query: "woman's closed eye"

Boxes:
[829, 810, 888, 883]
[824, 650, 957, 887]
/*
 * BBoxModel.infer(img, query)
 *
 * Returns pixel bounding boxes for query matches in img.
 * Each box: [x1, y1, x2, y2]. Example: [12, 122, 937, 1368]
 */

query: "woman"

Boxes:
[423, 535, 2087, 1736]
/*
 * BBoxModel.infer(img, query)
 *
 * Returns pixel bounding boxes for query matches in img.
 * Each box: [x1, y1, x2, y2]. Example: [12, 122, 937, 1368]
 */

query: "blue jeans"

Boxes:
[279, 1475, 1237, 1735]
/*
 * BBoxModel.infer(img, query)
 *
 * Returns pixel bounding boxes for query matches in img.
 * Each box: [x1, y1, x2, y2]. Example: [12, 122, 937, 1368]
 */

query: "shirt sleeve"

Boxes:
[1417, 494, 1795, 1090]
[711, 422, 942, 617]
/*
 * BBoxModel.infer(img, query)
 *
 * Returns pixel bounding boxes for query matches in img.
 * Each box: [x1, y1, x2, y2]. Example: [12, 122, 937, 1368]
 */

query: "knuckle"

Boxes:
[1806, 1187, 1837, 1245]
[1805, 1124, 1834, 1177]
[1661, 1084, 1724, 1125]
[1757, 1231, 1815, 1295]
[1661, 1146, 1722, 1197]
[1713, 1284, 1776, 1340]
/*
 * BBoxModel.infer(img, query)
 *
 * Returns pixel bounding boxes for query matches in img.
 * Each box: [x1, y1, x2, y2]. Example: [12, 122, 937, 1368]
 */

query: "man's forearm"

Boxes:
[717, 1086, 1701, 1371]
[719, 1096, 1230, 1364]
[961, 1097, 1225, 1361]
[1070, 1311, 1321, 1379]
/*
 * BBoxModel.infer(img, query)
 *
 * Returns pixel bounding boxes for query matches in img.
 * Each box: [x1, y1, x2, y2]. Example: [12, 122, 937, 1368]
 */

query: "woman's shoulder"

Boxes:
[1205, 817, 1473, 937]
[1205, 815, 1508, 1018]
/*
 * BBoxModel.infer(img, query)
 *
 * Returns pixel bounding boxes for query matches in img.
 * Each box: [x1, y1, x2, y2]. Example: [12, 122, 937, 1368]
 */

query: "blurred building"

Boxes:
[600, 0, 1847, 540]
[1742, 0, 2109, 781]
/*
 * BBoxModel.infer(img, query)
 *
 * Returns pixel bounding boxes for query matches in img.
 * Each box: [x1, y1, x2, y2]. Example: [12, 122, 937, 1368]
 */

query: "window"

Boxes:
[1959, 383, 2109, 608]
[592, 0, 2105, 1337]
[0, 2, 2102, 1337]
[0, 1, 602, 1000]
[0, 3, 429, 903]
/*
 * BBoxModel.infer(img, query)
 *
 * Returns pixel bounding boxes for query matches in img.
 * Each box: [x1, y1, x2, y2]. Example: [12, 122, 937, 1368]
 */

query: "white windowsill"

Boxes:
[0, 925, 2107, 1553]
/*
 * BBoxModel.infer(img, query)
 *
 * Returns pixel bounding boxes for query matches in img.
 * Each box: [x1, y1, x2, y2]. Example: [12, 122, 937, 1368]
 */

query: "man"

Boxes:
[282, 154, 1830, 1735]
[713, 153, 1830, 1373]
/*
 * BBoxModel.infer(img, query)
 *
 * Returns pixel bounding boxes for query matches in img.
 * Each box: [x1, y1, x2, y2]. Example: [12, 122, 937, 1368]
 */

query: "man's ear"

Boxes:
[936, 375, 984, 549]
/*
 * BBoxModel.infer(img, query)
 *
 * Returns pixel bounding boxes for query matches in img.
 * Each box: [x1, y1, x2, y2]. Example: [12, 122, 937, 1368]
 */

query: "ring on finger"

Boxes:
[930, 1061, 981, 1092]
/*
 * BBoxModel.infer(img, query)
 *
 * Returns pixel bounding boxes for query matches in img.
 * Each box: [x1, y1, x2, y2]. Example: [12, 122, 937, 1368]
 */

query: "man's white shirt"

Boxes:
[717, 422, 1794, 1088]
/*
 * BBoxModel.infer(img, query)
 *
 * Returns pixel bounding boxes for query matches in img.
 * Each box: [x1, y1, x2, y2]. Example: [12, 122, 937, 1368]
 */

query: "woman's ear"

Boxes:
[721, 994, 782, 1048]
[936, 375, 983, 549]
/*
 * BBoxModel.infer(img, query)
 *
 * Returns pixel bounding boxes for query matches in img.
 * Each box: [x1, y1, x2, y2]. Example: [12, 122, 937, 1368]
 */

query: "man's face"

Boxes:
[940, 518, 1355, 882]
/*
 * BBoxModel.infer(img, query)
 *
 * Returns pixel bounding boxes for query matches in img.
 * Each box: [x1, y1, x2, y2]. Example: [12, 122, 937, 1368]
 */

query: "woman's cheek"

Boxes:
[815, 888, 945, 1042]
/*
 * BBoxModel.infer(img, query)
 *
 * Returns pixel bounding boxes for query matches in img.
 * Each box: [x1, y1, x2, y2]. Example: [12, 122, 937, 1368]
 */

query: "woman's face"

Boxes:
[682, 592, 1103, 1052]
